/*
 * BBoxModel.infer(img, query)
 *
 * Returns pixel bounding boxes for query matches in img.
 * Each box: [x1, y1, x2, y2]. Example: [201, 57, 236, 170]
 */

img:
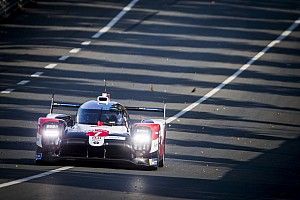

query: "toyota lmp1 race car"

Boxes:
[35, 92, 166, 170]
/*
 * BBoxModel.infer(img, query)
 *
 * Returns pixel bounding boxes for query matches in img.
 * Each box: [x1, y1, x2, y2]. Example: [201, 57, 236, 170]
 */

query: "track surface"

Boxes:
[1, 0, 300, 199]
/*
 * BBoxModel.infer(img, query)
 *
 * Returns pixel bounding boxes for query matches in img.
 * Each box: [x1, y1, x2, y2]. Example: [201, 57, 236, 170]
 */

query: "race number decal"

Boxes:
[89, 136, 104, 146]
[87, 129, 109, 147]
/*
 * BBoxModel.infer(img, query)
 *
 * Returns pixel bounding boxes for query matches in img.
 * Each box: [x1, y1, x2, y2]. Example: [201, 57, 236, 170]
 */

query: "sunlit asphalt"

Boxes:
[0, 0, 300, 199]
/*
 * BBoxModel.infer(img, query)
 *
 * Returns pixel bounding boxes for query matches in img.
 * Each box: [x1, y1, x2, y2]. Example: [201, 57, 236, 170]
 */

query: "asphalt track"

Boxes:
[0, 0, 300, 199]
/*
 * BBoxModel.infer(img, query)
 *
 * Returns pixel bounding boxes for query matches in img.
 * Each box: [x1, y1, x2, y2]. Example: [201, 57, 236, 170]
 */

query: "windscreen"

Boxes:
[77, 108, 124, 126]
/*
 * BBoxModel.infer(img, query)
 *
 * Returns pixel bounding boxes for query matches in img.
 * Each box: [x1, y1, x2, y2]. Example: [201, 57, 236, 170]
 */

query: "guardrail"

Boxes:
[0, 0, 34, 18]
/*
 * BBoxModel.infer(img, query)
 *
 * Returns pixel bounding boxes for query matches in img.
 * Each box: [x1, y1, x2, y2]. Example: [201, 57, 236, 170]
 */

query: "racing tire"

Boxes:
[158, 143, 165, 167]
[158, 153, 164, 167]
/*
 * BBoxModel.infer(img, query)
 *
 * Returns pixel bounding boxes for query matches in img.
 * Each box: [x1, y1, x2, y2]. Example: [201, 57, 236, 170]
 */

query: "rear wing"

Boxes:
[125, 104, 166, 122]
[49, 94, 166, 122]
[49, 94, 80, 114]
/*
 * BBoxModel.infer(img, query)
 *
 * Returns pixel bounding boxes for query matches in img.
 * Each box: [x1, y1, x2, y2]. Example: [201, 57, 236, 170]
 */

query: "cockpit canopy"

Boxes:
[77, 109, 124, 125]
[76, 100, 126, 126]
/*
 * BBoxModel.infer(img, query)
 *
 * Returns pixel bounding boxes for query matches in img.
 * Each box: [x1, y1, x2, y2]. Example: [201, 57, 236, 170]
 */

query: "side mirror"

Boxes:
[55, 115, 74, 127]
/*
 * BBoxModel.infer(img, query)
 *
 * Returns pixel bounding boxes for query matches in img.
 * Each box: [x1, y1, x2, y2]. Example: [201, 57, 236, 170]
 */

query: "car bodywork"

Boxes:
[35, 93, 166, 169]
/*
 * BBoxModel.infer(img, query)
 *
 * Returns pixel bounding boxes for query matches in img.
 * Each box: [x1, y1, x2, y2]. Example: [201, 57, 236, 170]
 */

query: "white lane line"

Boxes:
[166, 17, 300, 124]
[69, 48, 81, 54]
[0, 166, 73, 189]
[31, 72, 43, 77]
[58, 55, 69, 61]
[1, 9, 296, 193]
[44, 63, 57, 69]
[1, 88, 15, 94]
[81, 41, 91, 46]
[92, 0, 139, 38]
[0, 0, 140, 188]
[17, 80, 30, 85]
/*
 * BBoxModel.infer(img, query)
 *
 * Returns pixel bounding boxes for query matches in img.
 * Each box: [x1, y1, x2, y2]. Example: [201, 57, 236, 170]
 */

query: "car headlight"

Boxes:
[43, 124, 60, 138]
[133, 128, 151, 144]
[133, 133, 151, 144]
[43, 129, 60, 138]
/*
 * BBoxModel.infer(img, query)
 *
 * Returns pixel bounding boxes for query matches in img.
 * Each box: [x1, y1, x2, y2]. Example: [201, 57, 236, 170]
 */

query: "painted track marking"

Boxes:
[92, 0, 140, 38]
[31, 72, 43, 77]
[0, 0, 139, 95]
[166, 17, 300, 124]
[1, 1, 297, 192]
[44, 63, 57, 69]
[0, 0, 141, 189]
[58, 55, 70, 61]
[81, 41, 91, 46]
[1, 88, 15, 94]
[17, 80, 30, 85]
[69, 48, 81, 54]
[0, 167, 73, 189]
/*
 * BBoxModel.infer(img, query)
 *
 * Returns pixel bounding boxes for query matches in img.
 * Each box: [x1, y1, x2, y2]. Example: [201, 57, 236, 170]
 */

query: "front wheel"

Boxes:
[158, 142, 165, 167]
[158, 153, 164, 167]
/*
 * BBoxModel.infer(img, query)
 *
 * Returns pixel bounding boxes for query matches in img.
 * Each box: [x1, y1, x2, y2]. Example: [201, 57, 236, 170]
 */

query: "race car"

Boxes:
[35, 92, 166, 169]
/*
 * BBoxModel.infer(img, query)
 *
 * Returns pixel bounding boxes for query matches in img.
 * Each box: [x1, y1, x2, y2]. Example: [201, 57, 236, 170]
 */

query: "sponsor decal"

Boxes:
[87, 129, 109, 147]
[150, 138, 159, 153]
[86, 129, 109, 137]
[36, 153, 42, 160]
[149, 158, 158, 166]
[105, 136, 126, 141]
[89, 136, 104, 146]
